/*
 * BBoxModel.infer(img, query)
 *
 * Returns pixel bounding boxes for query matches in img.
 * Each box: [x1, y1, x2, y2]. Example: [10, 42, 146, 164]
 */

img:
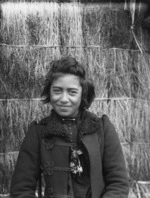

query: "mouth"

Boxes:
[57, 105, 70, 107]
[60, 106, 70, 108]
[57, 105, 71, 109]
[57, 106, 71, 112]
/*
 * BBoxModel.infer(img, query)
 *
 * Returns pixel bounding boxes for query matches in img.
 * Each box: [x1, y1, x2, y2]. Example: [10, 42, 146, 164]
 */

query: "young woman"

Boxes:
[10, 57, 129, 198]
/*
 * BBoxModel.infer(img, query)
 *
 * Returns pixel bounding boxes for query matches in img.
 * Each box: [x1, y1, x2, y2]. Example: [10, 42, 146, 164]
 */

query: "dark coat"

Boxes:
[10, 110, 129, 198]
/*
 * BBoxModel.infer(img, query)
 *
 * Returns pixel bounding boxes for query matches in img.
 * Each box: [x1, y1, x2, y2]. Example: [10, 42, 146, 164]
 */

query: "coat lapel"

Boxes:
[81, 132, 105, 198]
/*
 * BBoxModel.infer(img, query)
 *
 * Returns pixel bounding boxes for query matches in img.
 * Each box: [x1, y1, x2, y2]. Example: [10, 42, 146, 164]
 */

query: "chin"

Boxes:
[56, 110, 71, 117]
[60, 112, 71, 117]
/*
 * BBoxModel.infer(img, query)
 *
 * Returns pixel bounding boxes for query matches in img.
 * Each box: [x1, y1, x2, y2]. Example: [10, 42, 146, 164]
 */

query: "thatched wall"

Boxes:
[0, 2, 150, 197]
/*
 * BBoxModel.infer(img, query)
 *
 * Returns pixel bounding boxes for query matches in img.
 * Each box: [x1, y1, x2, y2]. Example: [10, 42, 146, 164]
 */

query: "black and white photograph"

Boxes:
[0, 0, 150, 197]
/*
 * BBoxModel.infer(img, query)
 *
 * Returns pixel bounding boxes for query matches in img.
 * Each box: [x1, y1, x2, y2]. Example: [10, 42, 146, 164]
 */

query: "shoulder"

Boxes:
[83, 110, 104, 133]
[28, 115, 51, 127]
[36, 116, 50, 125]
[101, 114, 115, 131]
[26, 116, 50, 138]
[84, 110, 114, 130]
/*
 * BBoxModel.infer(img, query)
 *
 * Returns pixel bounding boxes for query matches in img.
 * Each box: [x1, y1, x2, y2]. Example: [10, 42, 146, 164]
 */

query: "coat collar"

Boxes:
[39, 109, 102, 140]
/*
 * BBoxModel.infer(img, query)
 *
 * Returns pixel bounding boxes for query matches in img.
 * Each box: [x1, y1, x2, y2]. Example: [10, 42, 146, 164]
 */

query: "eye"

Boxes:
[53, 89, 61, 94]
[69, 90, 78, 95]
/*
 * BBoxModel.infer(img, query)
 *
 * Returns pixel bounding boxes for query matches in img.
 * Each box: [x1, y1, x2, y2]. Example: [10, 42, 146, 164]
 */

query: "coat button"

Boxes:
[49, 161, 54, 167]
[43, 139, 55, 150]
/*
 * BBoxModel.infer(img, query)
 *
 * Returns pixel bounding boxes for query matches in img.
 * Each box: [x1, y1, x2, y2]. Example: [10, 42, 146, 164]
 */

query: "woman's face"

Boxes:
[50, 74, 82, 117]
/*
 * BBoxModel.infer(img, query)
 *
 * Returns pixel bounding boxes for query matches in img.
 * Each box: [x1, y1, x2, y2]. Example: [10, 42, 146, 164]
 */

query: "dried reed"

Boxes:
[83, 3, 131, 48]
[0, 100, 51, 153]
[1, 2, 60, 45]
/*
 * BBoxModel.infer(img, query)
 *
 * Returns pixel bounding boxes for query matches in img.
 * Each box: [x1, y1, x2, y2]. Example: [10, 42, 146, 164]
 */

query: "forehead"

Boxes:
[51, 74, 81, 88]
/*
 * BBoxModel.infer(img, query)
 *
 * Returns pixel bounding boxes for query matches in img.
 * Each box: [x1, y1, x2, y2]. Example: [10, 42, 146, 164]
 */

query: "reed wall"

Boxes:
[0, 2, 150, 197]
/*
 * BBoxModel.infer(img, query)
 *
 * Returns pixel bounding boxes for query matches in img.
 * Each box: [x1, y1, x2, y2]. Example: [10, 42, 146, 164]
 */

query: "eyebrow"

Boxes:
[52, 86, 79, 90]
[52, 86, 61, 89]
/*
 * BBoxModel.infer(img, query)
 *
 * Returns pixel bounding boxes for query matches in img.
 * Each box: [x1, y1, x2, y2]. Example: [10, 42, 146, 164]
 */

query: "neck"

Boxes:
[51, 109, 80, 120]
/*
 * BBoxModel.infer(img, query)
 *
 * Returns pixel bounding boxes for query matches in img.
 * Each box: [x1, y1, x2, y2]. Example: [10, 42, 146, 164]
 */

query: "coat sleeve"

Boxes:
[10, 121, 41, 198]
[101, 115, 129, 198]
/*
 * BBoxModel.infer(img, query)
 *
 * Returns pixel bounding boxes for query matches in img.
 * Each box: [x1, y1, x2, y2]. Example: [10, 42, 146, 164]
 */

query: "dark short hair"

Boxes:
[41, 57, 95, 109]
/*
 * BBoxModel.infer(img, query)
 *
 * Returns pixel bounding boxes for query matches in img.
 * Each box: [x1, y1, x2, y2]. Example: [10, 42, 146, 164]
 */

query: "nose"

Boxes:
[60, 92, 69, 103]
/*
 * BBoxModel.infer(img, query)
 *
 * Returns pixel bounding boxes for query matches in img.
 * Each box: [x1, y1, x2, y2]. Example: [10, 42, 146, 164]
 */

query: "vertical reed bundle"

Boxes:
[0, 151, 18, 194]
[87, 48, 150, 99]
[1, 2, 60, 45]
[0, 2, 61, 68]
[0, 100, 51, 153]
[83, 3, 131, 48]
[60, 3, 85, 59]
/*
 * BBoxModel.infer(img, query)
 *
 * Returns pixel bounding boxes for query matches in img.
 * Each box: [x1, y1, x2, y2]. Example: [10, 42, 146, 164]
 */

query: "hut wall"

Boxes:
[0, 2, 150, 197]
